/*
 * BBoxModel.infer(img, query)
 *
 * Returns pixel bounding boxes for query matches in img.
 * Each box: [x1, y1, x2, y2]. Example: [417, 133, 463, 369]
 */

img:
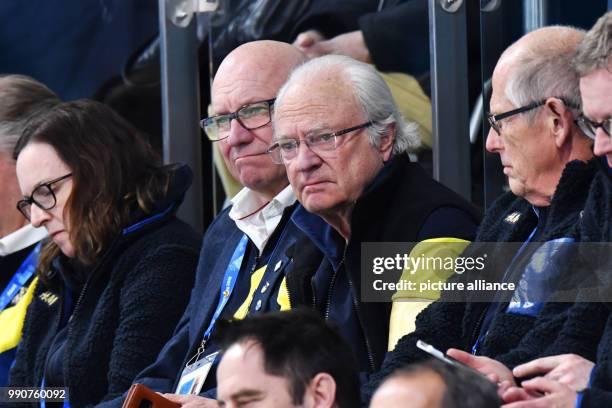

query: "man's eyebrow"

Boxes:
[305, 125, 333, 135]
[275, 125, 332, 141]
[213, 98, 272, 116]
[230, 389, 265, 399]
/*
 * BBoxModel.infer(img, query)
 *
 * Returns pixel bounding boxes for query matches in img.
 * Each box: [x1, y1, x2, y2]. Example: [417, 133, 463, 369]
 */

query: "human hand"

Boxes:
[501, 378, 577, 408]
[293, 29, 325, 49]
[501, 385, 542, 403]
[294, 30, 371, 63]
[163, 393, 219, 407]
[512, 354, 594, 391]
[446, 348, 515, 385]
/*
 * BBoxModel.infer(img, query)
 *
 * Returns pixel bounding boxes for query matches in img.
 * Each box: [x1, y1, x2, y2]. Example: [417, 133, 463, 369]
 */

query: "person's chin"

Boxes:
[507, 178, 525, 197]
[301, 192, 338, 214]
[241, 171, 285, 194]
[58, 242, 76, 258]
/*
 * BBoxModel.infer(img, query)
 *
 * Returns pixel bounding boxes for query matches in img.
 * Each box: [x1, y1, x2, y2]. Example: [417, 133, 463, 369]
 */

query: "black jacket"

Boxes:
[96, 201, 324, 406]
[362, 159, 600, 403]
[572, 168, 612, 408]
[8, 167, 201, 408]
[292, 155, 481, 374]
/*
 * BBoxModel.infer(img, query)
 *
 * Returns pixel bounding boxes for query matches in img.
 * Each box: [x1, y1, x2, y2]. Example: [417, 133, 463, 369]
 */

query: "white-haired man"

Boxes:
[268, 54, 481, 378]
[457, 13, 612, 408]
[363, 25, 599, 405]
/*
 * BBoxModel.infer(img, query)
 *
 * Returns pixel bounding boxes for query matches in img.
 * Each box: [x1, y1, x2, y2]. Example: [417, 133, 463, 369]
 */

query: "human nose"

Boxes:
[292, 140, 323, 172]
[29, 203, 51, 228]
[485, 127, 503, 153]
[593, 127, 611, 158]
[225, 116, 253, 147]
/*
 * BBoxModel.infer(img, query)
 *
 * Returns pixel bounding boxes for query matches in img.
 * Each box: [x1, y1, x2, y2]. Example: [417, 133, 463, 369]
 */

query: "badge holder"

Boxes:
[175, 348, 219, 395]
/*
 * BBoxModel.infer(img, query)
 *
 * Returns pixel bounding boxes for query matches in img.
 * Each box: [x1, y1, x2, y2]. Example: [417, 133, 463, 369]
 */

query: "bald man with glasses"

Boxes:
[104, 41, 323, 408]
[363, 26, 601, 405]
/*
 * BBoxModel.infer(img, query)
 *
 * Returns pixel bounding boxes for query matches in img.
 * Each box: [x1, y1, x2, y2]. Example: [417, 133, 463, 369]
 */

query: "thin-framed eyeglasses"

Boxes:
[200, 98, 275, 142]
[266, 121, 374, 164]
[576, 115, 611, 141]
[16, 173, 72, 221]
[487, 98, 579, 135]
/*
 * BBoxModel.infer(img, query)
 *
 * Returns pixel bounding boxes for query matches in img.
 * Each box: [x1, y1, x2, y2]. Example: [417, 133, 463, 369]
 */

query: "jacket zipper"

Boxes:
[324, 245, 347, 319]
[311, 276, 317, 310]
[470, 306, 488, 354]
[346, 270, 376, 372]
[66, 240, 121, 366]
[324, 242, 376, 372]
[285, 257, 293, 307]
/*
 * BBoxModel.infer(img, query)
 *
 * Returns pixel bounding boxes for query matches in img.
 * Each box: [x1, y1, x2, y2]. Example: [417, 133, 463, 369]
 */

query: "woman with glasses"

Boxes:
[8, 100, 201, 407]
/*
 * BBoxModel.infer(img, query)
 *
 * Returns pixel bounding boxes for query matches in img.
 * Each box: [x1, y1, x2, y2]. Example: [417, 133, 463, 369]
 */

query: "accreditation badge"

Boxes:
[175, 351, 219, 395]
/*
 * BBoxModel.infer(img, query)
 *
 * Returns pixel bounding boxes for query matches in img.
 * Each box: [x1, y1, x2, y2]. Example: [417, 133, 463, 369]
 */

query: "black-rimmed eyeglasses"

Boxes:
[266, 122, 374, 164]
[487, 100, 546, 135]
[487, 98, 579, 135]
[16, 173, 72, 221]
[200, 98, 275, 142]
[576, 115, 611, 141]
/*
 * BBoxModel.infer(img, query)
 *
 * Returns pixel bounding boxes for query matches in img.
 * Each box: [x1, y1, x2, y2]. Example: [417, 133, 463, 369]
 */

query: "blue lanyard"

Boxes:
[202, 234, 249, 342]
[0, 242, 41, 311]
[472, 225, 539, 355]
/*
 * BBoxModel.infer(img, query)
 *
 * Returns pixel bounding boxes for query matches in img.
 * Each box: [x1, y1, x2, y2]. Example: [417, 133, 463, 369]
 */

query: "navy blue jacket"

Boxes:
[292, 155, 481, 375]
[8, 166, 201, 407]
[98, 203, 311, 406]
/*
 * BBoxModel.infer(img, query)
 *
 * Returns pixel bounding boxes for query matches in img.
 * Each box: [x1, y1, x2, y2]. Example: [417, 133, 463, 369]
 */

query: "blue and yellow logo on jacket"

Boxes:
[0, 277, 38, 385]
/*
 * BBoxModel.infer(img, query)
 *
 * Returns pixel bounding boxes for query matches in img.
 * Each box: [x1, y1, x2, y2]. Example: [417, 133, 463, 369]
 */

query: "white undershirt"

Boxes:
[229, 185, 296, 254]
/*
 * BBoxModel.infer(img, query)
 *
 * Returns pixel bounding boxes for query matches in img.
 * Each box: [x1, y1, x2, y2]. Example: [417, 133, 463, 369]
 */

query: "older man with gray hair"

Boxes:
[470, 12, 612, 408]
[269, 55, 481, 378]
[363, 25, 599, 405]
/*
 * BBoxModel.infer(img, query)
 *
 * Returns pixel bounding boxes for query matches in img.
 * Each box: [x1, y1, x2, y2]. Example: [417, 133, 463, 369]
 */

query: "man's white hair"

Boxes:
[504, 26, 585, 124]
[274, 55, 421, 154]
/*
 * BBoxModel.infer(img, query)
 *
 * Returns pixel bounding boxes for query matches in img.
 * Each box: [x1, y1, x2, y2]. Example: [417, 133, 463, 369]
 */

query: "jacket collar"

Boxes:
[47, 164, 193, 283]
[122, 163, 192, 238]
[543, 159, 598, 238]
[291, 155, 408, 269]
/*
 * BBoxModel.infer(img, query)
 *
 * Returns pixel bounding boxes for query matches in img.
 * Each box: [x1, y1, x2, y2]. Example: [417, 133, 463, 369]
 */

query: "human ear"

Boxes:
[379, 123, 396, 161]
[545, 98, 572, 148]
[304, 373, 337, 408]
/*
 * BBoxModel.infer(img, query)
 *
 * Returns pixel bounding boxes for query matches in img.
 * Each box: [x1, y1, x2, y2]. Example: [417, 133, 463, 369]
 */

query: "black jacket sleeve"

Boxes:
[578, 315, 612, 407]
[292, 0, 378, 40]
[492, 301, 605, 370]
[358, 0, 429, 75]
[581, 388, 612, 407]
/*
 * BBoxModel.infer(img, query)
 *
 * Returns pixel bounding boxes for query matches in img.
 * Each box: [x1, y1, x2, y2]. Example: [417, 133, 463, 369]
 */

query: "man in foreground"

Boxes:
[215, 310, 360, 408]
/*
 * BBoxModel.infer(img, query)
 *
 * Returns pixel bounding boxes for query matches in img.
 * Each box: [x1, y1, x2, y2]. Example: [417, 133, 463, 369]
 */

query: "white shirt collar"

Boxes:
[229, 185, 296, 253]
[0, 224, 48, 257]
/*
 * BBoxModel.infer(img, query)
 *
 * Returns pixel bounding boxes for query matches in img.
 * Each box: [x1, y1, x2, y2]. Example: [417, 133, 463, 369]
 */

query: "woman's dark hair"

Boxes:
[14, 99, 170, 275]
